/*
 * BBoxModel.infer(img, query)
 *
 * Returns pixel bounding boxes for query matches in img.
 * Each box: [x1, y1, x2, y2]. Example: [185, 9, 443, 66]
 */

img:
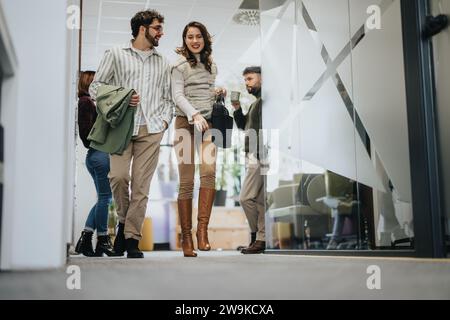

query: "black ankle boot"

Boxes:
[75, 231, 95, 257]
[113, 223, 125, 256]
[95, 235, 118, 257]
[126, 238, 143, 259]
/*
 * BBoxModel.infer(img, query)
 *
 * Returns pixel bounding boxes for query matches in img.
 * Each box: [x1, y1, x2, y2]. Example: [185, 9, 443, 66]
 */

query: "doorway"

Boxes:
[75, 0, 261, 252]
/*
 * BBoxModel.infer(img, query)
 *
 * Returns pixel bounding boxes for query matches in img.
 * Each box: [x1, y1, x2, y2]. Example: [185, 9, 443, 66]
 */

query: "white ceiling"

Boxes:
[81, 0, 261, 85]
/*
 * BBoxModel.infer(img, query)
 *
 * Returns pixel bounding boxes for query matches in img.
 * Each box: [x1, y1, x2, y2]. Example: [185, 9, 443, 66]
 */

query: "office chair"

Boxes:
[267, 173, 330, 249]
[316, 170, 358, 250]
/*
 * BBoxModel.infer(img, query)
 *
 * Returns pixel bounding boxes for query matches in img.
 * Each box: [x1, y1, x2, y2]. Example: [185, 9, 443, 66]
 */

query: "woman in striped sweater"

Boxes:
[172, 21, 225, 257]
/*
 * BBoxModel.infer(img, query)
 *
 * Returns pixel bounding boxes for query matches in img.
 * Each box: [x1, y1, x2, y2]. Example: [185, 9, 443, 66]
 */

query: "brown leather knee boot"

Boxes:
[197, 188, 215, 251]
[178, 199, 197, 257]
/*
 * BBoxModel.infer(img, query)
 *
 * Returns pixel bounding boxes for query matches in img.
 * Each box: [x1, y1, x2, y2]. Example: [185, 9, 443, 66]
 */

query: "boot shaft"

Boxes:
[95, 235, 119, 257]
[96, 235, 113, 250]
[178, 199, 193, 233]
[177, 198, 197, 257]
[75, 230, 95, 257]
[197, 188, 215, 251]
[197, 188, 215, 226]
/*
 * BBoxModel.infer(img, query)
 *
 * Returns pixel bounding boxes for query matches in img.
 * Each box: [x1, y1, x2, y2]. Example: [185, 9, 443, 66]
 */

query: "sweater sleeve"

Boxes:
[78, 98, 96, 149]
[171, 67, 199, 123]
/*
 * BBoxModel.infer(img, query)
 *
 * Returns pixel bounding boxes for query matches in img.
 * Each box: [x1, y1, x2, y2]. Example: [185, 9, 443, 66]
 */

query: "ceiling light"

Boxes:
[232, 9, 260, 26]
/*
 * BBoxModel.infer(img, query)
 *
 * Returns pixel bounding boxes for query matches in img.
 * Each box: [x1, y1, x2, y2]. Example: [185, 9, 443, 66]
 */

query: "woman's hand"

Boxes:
[192, 113, 209, 132]
[215, 87, 227, 98]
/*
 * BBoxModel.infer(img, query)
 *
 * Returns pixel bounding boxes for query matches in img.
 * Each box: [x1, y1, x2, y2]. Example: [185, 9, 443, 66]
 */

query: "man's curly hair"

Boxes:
[131, 10, 164, 38]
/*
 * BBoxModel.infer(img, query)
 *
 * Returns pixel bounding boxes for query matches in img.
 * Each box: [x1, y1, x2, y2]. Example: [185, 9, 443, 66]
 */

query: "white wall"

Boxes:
[0, 0, 75, 270]
[0, 2, 18, 269]
[74, 143, 96, 244]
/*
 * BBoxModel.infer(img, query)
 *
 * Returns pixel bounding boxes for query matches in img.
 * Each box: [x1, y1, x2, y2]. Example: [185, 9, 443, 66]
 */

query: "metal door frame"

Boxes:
[400, 0, 446, 258]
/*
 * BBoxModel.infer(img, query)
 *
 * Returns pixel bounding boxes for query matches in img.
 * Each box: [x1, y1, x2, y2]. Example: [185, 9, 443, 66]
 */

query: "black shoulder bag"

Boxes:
[211, 96, 233, 148]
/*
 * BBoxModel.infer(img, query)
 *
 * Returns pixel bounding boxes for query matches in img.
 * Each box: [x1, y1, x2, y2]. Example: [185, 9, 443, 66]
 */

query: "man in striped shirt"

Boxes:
[89, 9, 174, 258]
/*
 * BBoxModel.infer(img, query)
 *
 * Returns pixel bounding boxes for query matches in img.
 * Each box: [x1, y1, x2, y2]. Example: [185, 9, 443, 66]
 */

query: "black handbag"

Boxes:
[211, 96, 233, 148]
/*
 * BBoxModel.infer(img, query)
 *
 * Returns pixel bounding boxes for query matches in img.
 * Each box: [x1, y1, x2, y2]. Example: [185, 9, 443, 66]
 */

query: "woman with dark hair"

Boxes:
[75, 71, 116, 257]
[172, 21, 225, 257]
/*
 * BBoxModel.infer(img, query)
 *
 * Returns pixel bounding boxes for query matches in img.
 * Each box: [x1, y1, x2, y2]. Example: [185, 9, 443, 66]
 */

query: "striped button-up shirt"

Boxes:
[89, 41, 174, 136]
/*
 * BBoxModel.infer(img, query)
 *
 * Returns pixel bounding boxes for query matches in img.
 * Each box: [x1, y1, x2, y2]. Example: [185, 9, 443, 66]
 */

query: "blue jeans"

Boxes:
[84, 149, 112, 236]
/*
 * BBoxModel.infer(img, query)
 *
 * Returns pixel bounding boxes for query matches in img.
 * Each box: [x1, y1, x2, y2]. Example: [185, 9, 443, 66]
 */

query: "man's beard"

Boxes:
[145, 28, 159, 47]
[247, 86, 261, 96]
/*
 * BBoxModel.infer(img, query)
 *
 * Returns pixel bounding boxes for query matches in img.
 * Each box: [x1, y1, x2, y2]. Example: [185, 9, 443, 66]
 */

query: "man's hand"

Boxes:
[163, 121, 168, 130]
[129, 94, 140, 107]
[231, 101, 241, 110]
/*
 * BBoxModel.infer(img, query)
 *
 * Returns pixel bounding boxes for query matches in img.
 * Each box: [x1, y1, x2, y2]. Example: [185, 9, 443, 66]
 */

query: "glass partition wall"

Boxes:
[261, 0, 414, 252]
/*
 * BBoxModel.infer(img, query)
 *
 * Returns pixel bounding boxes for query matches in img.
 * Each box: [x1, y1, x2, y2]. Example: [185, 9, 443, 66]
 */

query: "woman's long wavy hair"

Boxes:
[176, 21, 213, 73]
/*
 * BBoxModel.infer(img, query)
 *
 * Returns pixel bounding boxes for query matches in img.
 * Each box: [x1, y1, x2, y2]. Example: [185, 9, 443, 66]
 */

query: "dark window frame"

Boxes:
[401, 0, 446, 258]
[0, 62, 3, 263]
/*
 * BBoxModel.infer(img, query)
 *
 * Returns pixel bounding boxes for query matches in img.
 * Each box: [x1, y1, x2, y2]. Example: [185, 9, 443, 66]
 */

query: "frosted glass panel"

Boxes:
[299, 79, 357, 180]
[349, 0, 413, 247]
[261, 0, 413, 250]
[350, 0, 411, 202]
[262, 0, 360, 250]
[260, 0, 296, 131]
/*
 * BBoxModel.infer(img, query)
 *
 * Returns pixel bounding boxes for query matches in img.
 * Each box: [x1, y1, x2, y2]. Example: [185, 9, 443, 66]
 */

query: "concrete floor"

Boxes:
[0, 251, 449, 300]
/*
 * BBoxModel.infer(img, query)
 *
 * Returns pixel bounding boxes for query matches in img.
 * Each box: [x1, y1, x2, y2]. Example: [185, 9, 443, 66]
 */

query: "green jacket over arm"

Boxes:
[88, 85, 136, 155]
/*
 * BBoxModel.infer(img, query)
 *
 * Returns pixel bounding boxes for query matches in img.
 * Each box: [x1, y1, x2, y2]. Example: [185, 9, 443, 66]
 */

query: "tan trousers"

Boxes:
[174, 116, 216, 199]
[109, 126, 163, 240]
[240, 156, 266, 241]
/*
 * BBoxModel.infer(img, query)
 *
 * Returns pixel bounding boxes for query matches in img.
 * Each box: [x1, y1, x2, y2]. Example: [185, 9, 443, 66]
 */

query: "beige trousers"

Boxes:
[174, 116, 216, 200]
[240, 156, 266, 241]
[109, 126, 163, 240]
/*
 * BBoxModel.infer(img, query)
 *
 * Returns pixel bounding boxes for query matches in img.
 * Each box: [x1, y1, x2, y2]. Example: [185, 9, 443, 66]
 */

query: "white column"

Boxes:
[0, 0, 77, 270]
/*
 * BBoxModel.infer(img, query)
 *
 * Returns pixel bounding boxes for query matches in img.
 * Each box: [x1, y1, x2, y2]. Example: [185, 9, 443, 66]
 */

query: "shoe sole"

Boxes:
[94, 251, 124, 257]
[81, 253, 96, 257]
[241, 251, 265, 254]
[183, 254, 198, 257]
[111, 252, 124, 257]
